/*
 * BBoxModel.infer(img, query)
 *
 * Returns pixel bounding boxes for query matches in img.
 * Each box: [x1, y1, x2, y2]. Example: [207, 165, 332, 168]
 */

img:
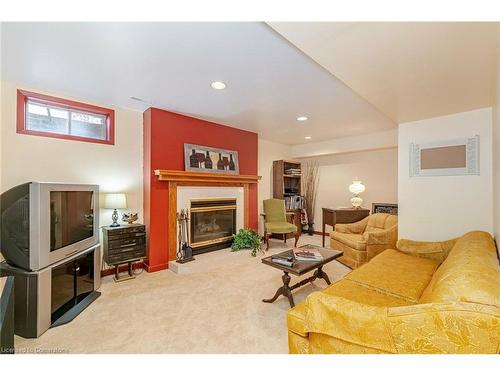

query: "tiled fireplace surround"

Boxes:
[143, 107, 260, 272]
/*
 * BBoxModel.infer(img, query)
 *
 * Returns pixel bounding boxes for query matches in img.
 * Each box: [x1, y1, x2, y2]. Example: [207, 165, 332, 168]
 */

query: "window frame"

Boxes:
[17, 89, 115, 145]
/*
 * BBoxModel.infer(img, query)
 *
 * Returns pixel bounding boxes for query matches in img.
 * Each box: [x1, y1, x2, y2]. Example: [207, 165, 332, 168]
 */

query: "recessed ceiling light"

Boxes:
[297, 116, 308, 121]
[305, 136, 312, 140]
[211, 81, 227, 90]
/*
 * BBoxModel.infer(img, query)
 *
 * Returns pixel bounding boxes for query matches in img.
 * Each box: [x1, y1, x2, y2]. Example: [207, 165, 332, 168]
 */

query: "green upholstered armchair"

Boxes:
[262, 199, 299, 250]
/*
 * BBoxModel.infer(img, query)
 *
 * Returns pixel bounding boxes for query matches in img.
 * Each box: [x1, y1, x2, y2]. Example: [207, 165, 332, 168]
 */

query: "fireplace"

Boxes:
[189, 198, 237, 254]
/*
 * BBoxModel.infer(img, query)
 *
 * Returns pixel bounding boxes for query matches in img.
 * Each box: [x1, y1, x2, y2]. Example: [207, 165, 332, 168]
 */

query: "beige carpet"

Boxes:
[14, 235, 350, 354]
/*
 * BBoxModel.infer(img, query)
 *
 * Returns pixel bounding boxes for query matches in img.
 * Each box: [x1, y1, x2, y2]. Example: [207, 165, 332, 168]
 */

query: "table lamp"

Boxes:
[348, 180, 365, 209]
[104, 193, 127, 227]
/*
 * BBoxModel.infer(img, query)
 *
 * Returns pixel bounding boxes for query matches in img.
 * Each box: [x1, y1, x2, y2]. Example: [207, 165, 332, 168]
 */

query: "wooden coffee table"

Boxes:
[261, 245, 343, 308]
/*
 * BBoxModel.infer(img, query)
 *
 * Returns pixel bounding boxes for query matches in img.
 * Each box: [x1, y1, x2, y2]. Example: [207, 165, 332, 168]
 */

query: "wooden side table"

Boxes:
[322, 208, 370, 247]
[261, 245, 343, 308]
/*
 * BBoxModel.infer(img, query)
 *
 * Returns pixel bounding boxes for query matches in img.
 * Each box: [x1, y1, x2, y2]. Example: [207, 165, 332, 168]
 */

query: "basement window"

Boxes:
[17, 89, 115, 145]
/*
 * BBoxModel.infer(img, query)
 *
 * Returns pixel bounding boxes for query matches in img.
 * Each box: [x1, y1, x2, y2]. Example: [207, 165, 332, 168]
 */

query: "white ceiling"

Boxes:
[0, 22, 395, 145]
[269, 22, 500, 124]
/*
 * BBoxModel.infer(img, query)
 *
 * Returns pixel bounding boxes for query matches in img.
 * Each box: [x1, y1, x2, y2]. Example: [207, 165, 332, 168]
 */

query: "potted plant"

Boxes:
[231, 228, 263, 257]
[302, 161, 320, 235]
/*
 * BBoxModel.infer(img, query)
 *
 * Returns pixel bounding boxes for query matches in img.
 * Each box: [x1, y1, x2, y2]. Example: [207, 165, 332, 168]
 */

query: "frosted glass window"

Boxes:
[27, 102, 69, 134]
[26, 100, 107, 140]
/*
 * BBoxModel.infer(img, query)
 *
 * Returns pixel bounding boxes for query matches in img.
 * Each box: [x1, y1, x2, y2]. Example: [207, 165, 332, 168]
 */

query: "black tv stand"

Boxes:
[51, 290, 101, 328]
[0, 245, 101, 338]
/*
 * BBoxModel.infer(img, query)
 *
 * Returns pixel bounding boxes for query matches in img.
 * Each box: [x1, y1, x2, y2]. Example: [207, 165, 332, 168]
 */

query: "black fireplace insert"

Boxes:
[190, 198, 237, 254]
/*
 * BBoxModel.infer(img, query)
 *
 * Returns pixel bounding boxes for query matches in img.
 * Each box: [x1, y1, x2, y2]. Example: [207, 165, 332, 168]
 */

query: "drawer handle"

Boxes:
[119, 243, 136, 248]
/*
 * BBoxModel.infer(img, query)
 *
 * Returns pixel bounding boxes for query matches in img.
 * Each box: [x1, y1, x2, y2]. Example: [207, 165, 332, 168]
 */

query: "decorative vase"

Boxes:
[204, 151, 213, 169]
[189, 149, 199, 168]
[307, 223, 314, 236]
[229, 154, 235, 171]
[217, 153, 225, 170]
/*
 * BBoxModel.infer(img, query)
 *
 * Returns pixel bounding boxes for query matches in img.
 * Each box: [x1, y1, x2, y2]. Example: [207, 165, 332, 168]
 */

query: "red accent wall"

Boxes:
[143, 108, 258, 271]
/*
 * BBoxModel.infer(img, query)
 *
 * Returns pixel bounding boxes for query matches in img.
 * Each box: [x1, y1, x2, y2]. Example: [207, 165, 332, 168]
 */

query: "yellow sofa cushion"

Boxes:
[420, 231, 500, 306]
[322, 279, 412, 307]
[345, 249, 440, 303]
[287, 278, 412, 340]
[330, 232, 366, 251]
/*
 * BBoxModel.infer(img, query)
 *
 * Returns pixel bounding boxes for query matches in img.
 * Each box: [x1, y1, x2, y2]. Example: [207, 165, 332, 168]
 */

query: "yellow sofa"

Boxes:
[288, 231, 500, 354]
[330, 213, 398, 269]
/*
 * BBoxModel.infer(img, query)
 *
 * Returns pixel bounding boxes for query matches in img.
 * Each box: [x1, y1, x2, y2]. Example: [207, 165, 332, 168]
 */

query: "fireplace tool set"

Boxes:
[176, 209, 195, 263]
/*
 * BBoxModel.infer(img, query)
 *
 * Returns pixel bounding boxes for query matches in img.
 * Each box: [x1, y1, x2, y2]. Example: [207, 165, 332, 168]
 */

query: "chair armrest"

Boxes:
[396, 237, 458, 263]
[387, 302, 500, 354]
[364, 225, 398, 260]
[364, 225, 398, 245]
[334, 216, 369, 234]
[303, 291, 395, 353]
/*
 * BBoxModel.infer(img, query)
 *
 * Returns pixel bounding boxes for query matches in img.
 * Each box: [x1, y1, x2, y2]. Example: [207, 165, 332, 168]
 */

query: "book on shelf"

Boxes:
[284, 168, 301, 176]
[284, 195, 305, 210]
[292, 245, 323, 261]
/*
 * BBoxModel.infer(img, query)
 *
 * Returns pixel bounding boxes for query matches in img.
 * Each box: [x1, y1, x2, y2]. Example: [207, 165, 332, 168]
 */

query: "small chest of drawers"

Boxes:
[102, 224, 146, 266]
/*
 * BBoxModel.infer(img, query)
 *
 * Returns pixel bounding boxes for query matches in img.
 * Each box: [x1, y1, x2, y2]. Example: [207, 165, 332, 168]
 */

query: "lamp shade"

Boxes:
[349, 180, 365, 195]
[104, 193, 127, 209]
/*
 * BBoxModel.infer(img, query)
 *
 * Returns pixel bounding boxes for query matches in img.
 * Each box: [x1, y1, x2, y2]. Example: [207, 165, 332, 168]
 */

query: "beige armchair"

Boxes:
[330, 213, 398, 268]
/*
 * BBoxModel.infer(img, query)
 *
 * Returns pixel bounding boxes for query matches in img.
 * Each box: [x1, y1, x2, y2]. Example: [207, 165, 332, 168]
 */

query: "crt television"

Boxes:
[0, 182, 99, 271]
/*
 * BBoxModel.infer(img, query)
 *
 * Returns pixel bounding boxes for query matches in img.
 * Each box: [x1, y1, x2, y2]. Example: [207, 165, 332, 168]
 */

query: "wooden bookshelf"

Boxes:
[273, 160, 302, 199]
[272, 160, 303, 237]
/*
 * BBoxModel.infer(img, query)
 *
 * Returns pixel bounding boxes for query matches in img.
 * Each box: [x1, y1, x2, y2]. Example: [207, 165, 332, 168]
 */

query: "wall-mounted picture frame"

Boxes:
[184, 143, 240, 175]
[372, 203, 398, 215]
[409, 135, 479, 177]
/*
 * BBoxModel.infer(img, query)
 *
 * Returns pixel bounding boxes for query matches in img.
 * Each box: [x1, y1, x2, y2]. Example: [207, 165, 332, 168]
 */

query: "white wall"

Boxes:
[398, 108, 493, 241]
[0, 81, 144, 228]
[300, 148, 398, 230]
[257, 138, 291, 233]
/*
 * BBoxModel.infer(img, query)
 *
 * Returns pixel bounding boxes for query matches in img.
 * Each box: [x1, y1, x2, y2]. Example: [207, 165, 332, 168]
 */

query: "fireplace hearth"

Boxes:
[189, 198, 237, 254]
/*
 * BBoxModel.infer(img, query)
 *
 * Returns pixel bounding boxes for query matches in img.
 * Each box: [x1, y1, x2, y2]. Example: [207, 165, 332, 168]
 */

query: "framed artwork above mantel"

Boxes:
[184, 143, 240, 175]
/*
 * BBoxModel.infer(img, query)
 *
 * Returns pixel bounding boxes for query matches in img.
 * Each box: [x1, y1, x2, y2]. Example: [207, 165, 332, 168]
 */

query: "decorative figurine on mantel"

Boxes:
[176, 209, 195, 263]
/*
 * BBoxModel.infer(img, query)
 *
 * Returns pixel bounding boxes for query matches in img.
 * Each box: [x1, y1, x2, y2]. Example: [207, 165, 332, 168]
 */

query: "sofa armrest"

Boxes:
[303, 291, 396, 353]
[396, 237, 458, 263]
[305, 293, 500, 354]
[334, 216, 369, 234]
[387, 302, 500, 354]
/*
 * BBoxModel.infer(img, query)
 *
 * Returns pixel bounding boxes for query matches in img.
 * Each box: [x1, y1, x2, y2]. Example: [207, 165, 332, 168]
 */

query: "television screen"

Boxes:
[50, 191, 94, 252]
